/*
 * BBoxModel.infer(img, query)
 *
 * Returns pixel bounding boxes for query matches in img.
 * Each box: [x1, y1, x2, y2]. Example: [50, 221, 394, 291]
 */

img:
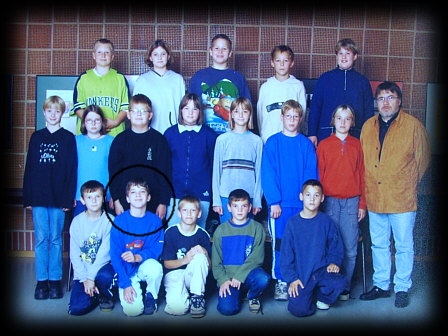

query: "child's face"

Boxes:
[209, 38, 232, 66]
[80, 189, 104, 213]
[336, 47, 357, 70]
[227, 199, 252, 224]
[128, 103, 153, 128]
[178, 202, 201, 226]
[333, 109, 353, 135]
[43, 104, 64, 127]
[150, 46, 169, 70]
[126, 185, 150, 208]
[231, 104, 251, 128]
[181, 99, 200, 126]
[271, 51, 294, 77]
[93, 42, 114, 67]
[281, 108, 302, 133]
[300, 185, 324, 212]
[84, 111, 103, 136]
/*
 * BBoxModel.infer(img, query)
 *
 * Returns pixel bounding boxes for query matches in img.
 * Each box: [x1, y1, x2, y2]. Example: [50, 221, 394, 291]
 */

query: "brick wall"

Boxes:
[4, 4, 441, 253]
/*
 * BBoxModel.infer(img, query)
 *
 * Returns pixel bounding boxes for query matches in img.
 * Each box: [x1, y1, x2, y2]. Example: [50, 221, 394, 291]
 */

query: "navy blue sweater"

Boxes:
[308, 67, 374, 141]
[23, 127, 77, 209]
[280, 211, 343, 287]
[164, 124, 217, 202]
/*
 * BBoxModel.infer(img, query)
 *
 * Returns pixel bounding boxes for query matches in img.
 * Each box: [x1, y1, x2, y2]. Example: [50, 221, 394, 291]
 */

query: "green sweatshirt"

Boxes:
[212, 218, 266, 286]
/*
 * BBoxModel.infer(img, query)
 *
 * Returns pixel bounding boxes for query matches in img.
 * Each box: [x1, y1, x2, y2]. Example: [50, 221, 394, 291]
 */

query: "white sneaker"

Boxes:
[274, 281, 288, 301]
[316, 300, 330, 310]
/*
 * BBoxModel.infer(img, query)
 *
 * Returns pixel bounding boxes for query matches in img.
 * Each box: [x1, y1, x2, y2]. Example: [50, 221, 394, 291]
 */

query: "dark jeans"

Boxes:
[217, 267, 270, 316]
[68, 263, 115, 315]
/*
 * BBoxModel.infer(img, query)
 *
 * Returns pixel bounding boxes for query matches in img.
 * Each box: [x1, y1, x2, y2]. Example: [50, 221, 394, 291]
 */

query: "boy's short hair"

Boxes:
[211, 33, 232, 50]
[80, 105, 107, 135]
[93, 38, 115, 53]
[80, 180, 105, 198]
[178, 195, 201, 211]
[43, 95, 66, 112]
[178, 93, 205, 125]
[228, 97, 254, 130]
[271, 45, 294, 62]
[145, 39, 173, 67]
[228, 189, 251, 205]
[301, 179, 324, 194]
[130, 94, 153, 112]
[281, 99, 303, 118]
[126, 178, 149, 196]
[331, 104, 356, 127]
[335, 38, 358, 55]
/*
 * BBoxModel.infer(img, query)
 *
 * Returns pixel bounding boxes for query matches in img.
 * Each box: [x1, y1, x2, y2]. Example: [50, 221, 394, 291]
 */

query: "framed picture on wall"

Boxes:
[35, 75, 138, 134]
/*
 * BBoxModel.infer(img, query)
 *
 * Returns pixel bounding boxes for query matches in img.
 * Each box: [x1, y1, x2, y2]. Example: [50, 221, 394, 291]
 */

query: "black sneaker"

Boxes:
[34, 281, 49, 300]
[359, 286, 390, 301]
[190, 295, 206, 318]
[144, 292, 157, 315]
[394, 291, 409, 308]
[49, 280, 63, 299]
[99, 295, 114, 312]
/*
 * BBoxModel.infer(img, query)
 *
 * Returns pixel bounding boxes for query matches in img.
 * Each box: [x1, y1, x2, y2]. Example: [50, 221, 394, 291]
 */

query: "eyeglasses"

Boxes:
[130, 109, 150, 115]
[85, 119, 102, 125]
[376, 95, 398, 103]
[283, 114, 300, 120]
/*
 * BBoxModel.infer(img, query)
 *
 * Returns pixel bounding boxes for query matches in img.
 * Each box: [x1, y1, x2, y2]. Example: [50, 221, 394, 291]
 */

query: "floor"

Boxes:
[7, 246, 442, 334]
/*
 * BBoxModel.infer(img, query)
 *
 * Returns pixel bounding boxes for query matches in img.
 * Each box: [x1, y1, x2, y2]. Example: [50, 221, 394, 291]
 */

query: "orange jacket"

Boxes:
[360, 110, 431, 213]
[317, 134, 366, 210]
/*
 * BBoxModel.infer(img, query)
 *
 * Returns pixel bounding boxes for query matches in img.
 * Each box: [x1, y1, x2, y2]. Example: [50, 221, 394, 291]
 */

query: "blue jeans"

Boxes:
[32, 207, 66, 281]
[368, 211, 416, 293]
[322, 196, 359, 291]
[217, 267, 270, 316]
[68, 263, 116, 315]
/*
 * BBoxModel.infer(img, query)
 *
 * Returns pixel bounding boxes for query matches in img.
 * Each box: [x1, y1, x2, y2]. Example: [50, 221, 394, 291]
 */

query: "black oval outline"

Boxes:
[104, 164, 176, 237]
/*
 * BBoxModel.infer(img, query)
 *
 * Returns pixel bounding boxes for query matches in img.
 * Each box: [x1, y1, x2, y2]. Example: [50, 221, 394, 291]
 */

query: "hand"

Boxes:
[121, 251, 141, 263]
[109, 198, 115, 210]
[213, 206, 223, 216]
[155, 204, 167, 220]
[219, 280, 232, 298]
[358, 208, 366, 222]
[114, 200, 124, 215]
[270, 204, 282, 219]
[308, 136, 318, 148]
[288, 279, 304, 298]
[105, 118, 119, 131]
[123, 286, 136, 304]
[252, 207, 262, 216]
[83, 279, 98, 297]
[327, 263, 340, 273]
[230, 278, 241, 290]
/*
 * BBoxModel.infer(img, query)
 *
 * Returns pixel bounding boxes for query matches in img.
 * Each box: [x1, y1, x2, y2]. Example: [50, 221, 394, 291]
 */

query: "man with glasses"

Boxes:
[359, 81, 430, 308]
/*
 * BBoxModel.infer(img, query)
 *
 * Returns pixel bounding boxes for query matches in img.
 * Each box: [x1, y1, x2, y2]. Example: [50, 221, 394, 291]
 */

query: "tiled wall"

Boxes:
[4, 4, 441, 253]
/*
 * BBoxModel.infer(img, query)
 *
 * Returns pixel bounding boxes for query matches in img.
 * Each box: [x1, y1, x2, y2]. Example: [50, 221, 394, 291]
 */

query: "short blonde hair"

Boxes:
[330, 104, 356, 127]
[281, 99, 303, 118]
[43, 95, 66, 112]
[228, 97, 253, 130]
[178, 195, 201, 211]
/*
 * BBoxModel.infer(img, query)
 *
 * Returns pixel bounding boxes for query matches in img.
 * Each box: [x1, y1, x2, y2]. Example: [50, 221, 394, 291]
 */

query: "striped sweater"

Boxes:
[212, 131, 263, 208]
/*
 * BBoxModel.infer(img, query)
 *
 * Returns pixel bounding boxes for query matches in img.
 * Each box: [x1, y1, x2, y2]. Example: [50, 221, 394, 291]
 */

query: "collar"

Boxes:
[378, 110, 400, 126]
[178, 124, 202, 133]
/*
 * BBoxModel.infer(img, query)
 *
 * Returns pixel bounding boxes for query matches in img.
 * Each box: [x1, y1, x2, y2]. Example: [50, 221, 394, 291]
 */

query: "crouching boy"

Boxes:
[280, 179, 346, 317]
[161, 195, 211, 317]
[110, 178, 164, 316]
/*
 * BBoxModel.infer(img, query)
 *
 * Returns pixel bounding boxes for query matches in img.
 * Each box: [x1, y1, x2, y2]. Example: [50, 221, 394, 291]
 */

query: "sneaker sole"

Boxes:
[190, 312, 205, 318]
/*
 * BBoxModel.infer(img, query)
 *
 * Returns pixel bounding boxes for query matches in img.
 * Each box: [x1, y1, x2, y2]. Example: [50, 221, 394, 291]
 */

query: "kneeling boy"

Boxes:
[110, 178, 164, 317]
[161, 195, 211, 317]
[280, 179, 345, 317]
[212, 189, 270, 315]
[69, 180, 115, 315]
